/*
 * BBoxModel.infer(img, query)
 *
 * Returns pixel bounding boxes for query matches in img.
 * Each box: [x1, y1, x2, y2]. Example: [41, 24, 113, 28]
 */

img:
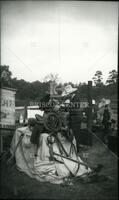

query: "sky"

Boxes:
[1, 1, 118, 84]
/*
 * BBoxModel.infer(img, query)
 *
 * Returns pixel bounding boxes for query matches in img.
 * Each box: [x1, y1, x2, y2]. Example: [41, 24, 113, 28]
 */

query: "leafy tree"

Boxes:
[92, 70, 103, 87]
[43, 73, 59, 83]
[1, 65, 117, 106]
[106, 69, 118, 85]
[0, 65, 12, 87]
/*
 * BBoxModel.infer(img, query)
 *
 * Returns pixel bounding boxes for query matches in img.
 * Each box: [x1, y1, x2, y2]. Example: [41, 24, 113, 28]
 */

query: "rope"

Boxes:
[53, 137, 83, 177]
[54, 135, 67, 156]
[7, 132, 24, 164]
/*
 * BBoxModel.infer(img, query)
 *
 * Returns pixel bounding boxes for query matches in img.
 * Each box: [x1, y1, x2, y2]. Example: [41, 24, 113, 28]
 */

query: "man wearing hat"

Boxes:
[61, 85, 81, 153]
[27, 118, 37, 128]
[67, 89, 82, 152]
[102, 104, 111, 143]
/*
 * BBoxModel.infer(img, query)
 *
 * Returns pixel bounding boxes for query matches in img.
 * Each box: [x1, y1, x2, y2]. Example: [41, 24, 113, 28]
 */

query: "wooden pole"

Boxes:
[0, 87, 2, 153]
[0, 132, 3, 154]
[87, 81, 92, 146]
[24, 101, 27, 123]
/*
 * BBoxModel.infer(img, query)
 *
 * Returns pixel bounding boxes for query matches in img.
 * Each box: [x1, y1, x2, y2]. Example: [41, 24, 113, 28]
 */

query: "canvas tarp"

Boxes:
[10, 126, 91, 184]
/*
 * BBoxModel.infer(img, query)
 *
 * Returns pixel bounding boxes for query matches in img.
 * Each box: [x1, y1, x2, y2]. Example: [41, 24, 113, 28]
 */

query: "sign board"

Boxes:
[0, 88, 16, 125]
[27, 109, 44, 118]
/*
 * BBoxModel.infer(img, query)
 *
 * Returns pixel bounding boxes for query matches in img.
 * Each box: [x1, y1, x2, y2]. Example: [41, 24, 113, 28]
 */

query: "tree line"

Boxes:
[0, 65, 118, 106]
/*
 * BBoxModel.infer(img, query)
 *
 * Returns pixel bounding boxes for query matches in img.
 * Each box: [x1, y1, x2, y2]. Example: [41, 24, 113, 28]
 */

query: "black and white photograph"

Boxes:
[0, 1, 118, 199]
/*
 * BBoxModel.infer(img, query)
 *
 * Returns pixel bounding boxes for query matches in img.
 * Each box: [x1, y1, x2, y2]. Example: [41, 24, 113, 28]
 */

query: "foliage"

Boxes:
[43, 73, 59, 83]
[0, 65, 12, 87]
[106, 70, 118, 85]
[92, 70, 103, 87]
[0, 65, 118, 106]
[11, 78, 50, 105]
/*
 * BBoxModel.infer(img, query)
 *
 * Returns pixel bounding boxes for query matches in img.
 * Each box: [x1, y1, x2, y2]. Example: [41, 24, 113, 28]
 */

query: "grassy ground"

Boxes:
[0, 132, 118, 200]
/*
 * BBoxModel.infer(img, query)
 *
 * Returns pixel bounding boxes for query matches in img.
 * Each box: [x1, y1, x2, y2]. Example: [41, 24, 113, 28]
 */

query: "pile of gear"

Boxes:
[2, 85, 106, 185]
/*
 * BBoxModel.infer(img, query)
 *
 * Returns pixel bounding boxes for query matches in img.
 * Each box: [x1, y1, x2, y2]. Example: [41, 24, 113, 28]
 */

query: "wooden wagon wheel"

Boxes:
[43, 112, 62, 132]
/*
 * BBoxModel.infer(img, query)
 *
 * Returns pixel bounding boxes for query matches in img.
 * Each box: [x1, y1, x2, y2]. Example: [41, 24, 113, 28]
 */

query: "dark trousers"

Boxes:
[70, 121, 81, 152]
[102, 122, 109, 143]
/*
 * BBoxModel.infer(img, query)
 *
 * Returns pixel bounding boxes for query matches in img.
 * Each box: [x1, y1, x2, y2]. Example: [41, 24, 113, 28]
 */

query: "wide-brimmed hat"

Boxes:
[35, 114, 44, 124]
[61, 85, 77, 97]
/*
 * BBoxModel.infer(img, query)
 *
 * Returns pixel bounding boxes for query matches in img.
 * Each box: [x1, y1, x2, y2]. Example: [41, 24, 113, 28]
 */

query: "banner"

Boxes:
[0, 88, 16, 125]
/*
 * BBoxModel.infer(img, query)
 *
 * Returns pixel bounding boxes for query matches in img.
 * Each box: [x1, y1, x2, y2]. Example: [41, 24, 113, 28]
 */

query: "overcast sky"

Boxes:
[1, 1, 118, 84]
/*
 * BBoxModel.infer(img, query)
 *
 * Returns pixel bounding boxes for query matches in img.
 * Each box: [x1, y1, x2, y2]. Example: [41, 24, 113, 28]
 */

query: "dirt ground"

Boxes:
[0, 133, 118, 200]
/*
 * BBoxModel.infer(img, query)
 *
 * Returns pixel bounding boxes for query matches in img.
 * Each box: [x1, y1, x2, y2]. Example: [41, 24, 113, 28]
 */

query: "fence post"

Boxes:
[87, 81, 93, 146]
[0, 131, 3, 153]
[24, 103, 27, 123]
